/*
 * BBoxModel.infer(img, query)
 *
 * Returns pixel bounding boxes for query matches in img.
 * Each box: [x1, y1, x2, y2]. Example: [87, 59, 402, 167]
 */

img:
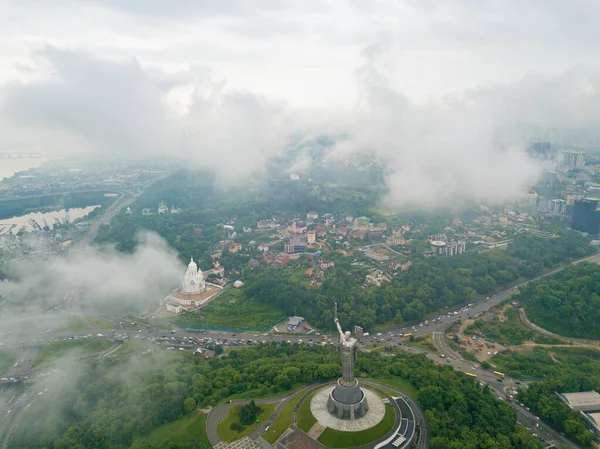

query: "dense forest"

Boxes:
[8, 344, 543, 449]
[239, 232, 592, 331]
[518, 262, 600, 339]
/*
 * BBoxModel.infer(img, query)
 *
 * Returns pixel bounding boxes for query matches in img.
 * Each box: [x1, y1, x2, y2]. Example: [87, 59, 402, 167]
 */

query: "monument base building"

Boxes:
[326, 378, 369, 419]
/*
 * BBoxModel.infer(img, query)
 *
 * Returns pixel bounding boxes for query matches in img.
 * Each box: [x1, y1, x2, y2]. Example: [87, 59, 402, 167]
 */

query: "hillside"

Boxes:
[519, 262, 600, 340]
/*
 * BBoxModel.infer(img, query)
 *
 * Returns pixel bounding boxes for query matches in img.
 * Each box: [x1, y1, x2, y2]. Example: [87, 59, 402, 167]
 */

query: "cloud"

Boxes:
[0, 47, 293, 184]
[0, 232, 183, 335]
[328, 41, 548, 208]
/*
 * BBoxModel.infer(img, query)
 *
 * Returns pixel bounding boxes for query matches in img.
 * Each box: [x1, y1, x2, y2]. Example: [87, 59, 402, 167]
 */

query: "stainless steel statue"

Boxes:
[334, 302, 363, 385]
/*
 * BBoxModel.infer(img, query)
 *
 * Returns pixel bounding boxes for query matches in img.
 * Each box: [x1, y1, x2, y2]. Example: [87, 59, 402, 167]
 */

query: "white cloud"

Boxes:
[2, 232, 183, 329]
[1, 1, 600, 204]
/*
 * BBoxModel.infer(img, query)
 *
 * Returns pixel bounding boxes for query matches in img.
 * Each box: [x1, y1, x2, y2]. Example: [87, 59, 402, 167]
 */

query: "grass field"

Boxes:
[85, 316, 114, 329]
[216, 403, 275, 442]
[464, 308, 535, 346]
[318, 404, 396, 448]
[360, 377, 418, 400]
[263, 392, 304, 444]
[141, 410, 212, 448]
[297, 391, 318, 432]
[173, 289, 284, 330]
[57, 316, 89, 332]
[409, 335, 437, 353]
[33, 339, 113, 367]
[0, 349, 17, 376]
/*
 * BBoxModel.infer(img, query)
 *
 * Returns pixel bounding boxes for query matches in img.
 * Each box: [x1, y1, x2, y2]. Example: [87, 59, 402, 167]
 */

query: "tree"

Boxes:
[184, 397, 196, 415]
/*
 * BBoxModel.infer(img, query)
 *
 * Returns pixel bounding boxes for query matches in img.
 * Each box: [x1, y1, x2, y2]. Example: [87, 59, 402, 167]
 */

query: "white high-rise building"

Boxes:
[558, 150, 585, 170]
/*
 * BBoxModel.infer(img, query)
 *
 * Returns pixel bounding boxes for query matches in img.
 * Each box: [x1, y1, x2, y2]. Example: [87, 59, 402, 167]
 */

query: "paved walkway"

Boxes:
[214, 436, 263, 449]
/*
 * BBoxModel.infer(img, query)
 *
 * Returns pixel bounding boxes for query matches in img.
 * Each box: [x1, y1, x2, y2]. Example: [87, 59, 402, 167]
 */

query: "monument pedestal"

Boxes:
[326, 378, 369, 420]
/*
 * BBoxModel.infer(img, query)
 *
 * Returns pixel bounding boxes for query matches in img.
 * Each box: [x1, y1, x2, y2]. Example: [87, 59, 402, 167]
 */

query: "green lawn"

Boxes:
[297, 391, 318, 432]
[217, 403, 275, 442]
[173, 289, 284, 331]
[33, 339, 113, 367]
[360, 377, 418, 400]
[57, 316, 89, 332]
[263, 392, 304, 444]
[318, 404, 396, 448]
[85, 316, 114, 329]
[0, 349, 17, 376]
[137, 411, 212, 448]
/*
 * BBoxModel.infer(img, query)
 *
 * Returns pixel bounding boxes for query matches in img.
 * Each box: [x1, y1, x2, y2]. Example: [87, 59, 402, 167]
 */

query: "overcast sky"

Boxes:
[1, 0, 598, 205]
[2, 0, 598, 108]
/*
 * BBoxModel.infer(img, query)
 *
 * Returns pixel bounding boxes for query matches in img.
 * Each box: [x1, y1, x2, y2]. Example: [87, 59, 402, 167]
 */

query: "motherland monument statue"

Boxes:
[326, 302, 370, 419]
[334, 302, 363, 385]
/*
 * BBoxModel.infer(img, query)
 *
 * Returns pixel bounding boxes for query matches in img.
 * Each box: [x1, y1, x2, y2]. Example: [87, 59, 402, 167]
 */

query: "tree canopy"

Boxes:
[518, 262, 600, 339]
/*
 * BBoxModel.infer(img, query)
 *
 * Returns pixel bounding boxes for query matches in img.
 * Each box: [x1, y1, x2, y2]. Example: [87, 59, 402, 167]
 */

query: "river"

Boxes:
[0, 159, 51, 181]
[0, 205, 100, 234]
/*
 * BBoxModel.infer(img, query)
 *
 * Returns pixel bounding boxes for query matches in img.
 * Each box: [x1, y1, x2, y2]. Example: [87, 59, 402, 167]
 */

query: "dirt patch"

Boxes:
[450, 309, 509, 362]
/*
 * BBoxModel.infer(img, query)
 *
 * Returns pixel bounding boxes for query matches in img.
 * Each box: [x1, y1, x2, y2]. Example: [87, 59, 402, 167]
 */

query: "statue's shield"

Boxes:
[354, 326, 364, 340]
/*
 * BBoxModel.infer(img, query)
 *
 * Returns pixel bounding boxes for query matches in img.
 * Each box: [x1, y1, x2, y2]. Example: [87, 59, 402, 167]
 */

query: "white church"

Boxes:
[162, 258, 221, 314]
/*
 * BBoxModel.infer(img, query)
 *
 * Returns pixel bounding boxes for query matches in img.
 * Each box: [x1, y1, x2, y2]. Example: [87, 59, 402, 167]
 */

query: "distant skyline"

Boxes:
[1, 1, 599, 206]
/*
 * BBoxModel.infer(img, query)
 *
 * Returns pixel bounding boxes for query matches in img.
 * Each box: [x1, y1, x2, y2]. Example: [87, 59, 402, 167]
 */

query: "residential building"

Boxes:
[307, 211, 319, 221]
[284, 234, 307, 254]
[229, 242, 242, 253]
[203, 350, 216, 359]
[258, 242, 270, 252]
[387, 236, 406, 246]
[551, 199, 567, 214]
[307, 229, 316, 245]
[257, 219, 279, 231]
[430, 240, 466, 256]
[565, 193, 583, 205]
[558, 150, 585, 170]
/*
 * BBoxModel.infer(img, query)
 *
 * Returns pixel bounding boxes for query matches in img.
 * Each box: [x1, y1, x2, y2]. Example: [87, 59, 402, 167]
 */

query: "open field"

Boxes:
[174, 289, 284, 330]
[33, 339, 113, 367]
[0, 349, 17, 376]
[318, 404, 395, 448]
[142, 411, 212, 448]
[360, 377, 418, 400]
[57, 316, 89, 332]
[85, 316, 113, 329]
[216, 403, 275, 442]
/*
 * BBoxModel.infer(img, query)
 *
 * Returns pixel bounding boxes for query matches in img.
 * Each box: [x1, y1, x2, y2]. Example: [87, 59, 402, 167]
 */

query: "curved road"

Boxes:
[4, 253, 599, 448]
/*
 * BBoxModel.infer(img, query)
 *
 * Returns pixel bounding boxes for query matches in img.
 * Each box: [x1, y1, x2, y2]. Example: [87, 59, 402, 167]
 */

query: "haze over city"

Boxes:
[1, 2, 600, 449]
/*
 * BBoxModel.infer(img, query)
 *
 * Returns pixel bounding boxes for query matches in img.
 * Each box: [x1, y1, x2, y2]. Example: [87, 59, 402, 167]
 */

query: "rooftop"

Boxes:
[557, 391, 600, 411]
[584, 412, 600, 429]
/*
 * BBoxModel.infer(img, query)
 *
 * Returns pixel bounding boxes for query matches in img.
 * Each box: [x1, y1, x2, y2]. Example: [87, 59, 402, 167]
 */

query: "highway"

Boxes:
[3, 252, 599, 447]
